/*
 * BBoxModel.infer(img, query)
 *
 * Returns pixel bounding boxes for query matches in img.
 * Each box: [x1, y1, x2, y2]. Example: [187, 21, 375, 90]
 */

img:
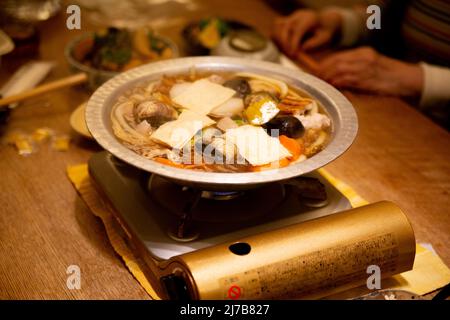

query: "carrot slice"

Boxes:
[123, 58, 143, 71]
[251, 135, 302, 171]
[279, 135, 302, 161]
[251, 158, 290, 172]
[72, 37, 94, 61]
[154, 157, 211, 171]
[153, 157, 186, 169]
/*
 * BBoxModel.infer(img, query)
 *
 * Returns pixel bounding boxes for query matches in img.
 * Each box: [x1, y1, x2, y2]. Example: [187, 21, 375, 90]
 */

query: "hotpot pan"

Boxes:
[86, 57, 358, 191]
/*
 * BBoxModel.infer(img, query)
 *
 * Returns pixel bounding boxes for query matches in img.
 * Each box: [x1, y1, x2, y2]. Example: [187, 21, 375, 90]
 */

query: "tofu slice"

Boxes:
[226, 125, 291, 166]
[172, 79, 235, 115]
[151, 110, 215, 149]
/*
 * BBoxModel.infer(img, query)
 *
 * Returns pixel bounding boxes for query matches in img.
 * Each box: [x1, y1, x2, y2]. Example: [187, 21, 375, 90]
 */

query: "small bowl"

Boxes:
[211, 29, 280, 62]
[65, 32, 179, 90]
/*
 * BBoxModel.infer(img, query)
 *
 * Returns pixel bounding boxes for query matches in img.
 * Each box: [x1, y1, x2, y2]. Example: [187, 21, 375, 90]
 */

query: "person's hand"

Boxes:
[273, 9, 342, 57]
[318, 47, 424, 98]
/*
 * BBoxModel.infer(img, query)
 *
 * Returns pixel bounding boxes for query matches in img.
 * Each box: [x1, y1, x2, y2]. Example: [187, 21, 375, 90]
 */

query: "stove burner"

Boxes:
[148, 175, 286, 241]
[200, 190, 244, 201]
[148, 175, 286, 224]
[147, 174, 328, 242]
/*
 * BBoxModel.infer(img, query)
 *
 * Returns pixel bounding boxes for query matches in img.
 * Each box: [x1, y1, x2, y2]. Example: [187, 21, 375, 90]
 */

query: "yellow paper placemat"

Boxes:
[67, 164, 161, 300]
[67, 164, 450, 299]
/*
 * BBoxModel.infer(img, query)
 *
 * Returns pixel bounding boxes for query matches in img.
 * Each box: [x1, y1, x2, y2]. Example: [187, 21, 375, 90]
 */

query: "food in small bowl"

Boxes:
[110, 70, 332, 173]
[65, 27, 178, 89]
[182, 18, 250, 55]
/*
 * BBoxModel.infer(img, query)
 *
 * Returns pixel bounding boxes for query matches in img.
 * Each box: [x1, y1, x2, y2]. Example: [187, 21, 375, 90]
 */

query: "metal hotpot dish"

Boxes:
[86, 57, 358, 191]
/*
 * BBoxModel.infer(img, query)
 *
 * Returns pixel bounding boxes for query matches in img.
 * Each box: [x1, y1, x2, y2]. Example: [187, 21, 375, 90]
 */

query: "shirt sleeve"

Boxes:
[419, 63, 450, 110]
[321, 6, 367, 47]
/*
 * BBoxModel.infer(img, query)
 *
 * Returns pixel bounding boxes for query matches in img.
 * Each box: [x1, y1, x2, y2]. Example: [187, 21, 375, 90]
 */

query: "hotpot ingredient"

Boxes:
[111, 71, 331, 172]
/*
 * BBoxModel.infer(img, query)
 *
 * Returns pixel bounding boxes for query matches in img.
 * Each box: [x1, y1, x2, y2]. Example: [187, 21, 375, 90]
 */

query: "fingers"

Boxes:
[279, 20, 294, 53]
[318, 50, 358, 74]
[329, 74, 361, 89]
[273, 18, 287, 47]
[273, 10, 319, 57]
[317, 48, 377, 91]
[286, 16, 317, 56]
[273, 17, 294, 54]
[317, 49, 392, 95]
[320, 60, 365, 82]
[302, 29, 332, 51]
[319, 47, 372, 68]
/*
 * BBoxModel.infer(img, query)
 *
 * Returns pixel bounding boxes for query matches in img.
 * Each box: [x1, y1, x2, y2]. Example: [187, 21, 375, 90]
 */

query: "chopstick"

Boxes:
[0, 72, 88, 107]
[0, 54, 318, 107]
[295, 51, 320, 74]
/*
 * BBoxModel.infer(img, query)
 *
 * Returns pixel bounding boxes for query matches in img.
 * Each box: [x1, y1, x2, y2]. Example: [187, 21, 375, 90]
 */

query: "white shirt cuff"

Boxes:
[419, 63, 450, 110]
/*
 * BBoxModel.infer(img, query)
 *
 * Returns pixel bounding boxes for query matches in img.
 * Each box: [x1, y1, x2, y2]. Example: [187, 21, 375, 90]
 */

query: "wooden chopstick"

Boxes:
[296, 51, 320, 74]
[0, 72, 88, 107]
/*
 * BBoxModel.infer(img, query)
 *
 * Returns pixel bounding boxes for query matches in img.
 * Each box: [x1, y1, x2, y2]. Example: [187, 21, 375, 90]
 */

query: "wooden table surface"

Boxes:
[0, 0, 449, 299]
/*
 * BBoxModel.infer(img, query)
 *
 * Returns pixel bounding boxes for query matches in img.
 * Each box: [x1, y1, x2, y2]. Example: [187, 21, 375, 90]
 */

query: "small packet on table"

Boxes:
[4, 131, 36, 156]
[32, 127, 54, 143]
[51, 134, 70, 151]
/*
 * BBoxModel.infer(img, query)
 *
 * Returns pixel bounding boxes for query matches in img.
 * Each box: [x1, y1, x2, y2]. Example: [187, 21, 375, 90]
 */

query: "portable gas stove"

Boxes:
[88, 152, 415, 300]
[83, 58, 415, 300]
[88, 151, 356, 298]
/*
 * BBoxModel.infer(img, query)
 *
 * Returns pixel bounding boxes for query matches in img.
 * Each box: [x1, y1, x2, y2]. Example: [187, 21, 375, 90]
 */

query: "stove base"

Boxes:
[88, 151, 352, 260]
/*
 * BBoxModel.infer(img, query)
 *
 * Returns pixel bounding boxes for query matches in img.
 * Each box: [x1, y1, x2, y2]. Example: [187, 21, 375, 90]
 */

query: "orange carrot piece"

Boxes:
[154, 157, 210, 171]
[153, 157, 186, 169]
[72, 37, 94, 61]
[279, 135, 302, 161]
[251, 158, 290, 172]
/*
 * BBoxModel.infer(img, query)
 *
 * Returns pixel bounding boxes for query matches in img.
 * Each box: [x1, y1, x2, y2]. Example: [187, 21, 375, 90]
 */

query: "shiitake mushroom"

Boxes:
[223, 77, 251, 98]
[263, 116, 305, 138]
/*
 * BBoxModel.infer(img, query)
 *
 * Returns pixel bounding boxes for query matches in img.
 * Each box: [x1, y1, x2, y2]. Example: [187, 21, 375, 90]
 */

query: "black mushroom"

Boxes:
[263, 116, 305, 138]
[223, 77, 251, 98]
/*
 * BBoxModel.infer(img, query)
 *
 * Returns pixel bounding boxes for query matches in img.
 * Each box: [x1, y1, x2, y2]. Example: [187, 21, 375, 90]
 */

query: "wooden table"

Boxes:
[0, 0, 448, 299]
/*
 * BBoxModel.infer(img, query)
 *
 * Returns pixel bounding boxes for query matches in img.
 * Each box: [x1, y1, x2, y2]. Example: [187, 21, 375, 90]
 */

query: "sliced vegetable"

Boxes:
[279, 135, 302, 161]
[151, 110, 215, 149]
[244, 92, 279, 125]
[251, 158, 290, 172]
[172, 79, 235, 115]
[278, 95, 313, 113]
[236, 72, 288, 98]
[209, 97, 244, 118]
[154, 157, 208, 170]
[216, 117, 239, 131]
[198, 19, 221, 48]
[93, 28, 132, 70]
[169, 82, 193, 100]
[225, 125, 291, 166]
[248, 79, 279, 97]
[73, 36, 94, 61]
[154, 157, 185, 168]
